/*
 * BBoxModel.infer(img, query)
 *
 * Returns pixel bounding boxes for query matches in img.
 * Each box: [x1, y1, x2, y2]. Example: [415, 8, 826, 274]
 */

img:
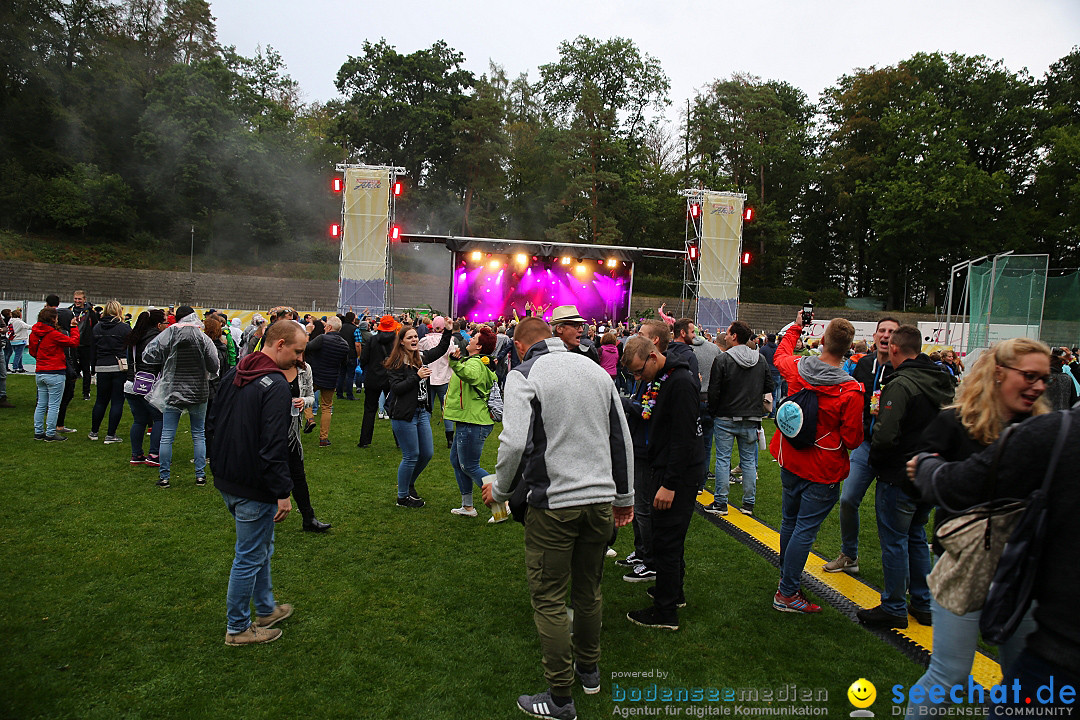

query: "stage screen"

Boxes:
[452, 252, 633, 324]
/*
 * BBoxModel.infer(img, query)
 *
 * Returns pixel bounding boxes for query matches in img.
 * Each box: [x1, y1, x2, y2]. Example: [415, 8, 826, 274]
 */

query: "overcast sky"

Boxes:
[213, 0, 1079, 121]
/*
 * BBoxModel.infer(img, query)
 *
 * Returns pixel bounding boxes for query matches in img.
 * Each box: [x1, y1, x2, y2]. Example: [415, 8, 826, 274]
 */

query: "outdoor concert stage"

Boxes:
[391, 235, 681, 324]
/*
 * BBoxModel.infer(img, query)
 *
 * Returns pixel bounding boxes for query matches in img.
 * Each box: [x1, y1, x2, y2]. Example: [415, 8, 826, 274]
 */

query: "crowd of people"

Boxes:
[3, 290, 1079, 720]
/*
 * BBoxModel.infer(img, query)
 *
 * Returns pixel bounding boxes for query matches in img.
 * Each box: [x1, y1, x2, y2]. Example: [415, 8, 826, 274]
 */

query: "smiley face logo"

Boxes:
[848, 678, 876, 709]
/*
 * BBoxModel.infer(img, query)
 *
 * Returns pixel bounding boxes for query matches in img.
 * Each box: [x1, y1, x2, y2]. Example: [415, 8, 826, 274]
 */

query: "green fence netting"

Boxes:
[966, 255, 1048, 354]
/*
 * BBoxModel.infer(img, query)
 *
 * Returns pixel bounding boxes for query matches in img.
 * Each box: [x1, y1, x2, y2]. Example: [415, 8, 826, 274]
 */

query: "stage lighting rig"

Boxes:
[743, 207, 755, 222]
[331, 177, 343, 193]
[329, 222, 340, 239]
[561, 256, 571, 265]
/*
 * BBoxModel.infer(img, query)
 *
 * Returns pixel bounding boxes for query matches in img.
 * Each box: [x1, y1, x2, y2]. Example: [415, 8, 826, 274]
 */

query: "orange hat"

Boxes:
[377, 315, 399, 333]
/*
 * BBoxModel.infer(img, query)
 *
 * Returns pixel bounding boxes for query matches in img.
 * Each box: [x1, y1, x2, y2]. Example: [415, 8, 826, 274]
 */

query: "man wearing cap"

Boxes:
[550, 305, 600, 365]
[357, 314, 399, 448]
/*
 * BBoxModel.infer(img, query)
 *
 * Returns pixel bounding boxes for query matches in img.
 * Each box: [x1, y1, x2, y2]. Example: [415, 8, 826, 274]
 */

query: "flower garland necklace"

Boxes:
[641, 371, 671, 420]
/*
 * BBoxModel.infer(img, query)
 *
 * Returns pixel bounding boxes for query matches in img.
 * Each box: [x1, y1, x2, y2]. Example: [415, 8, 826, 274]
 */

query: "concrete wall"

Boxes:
[0, 260, 337, 311]
[0, 259, 951, 328]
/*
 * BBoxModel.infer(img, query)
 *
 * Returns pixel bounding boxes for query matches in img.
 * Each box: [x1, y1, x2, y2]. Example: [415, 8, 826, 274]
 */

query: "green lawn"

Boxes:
[1, 373, 924, 719]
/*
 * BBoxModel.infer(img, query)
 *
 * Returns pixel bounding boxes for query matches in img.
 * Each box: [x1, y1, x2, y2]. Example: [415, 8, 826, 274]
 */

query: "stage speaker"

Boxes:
[696, 191, 744, 333]
[338, 167, 393, 312]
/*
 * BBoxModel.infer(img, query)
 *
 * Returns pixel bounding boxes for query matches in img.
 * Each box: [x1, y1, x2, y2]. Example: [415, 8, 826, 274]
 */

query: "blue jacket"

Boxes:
[306, 331, 351, 389]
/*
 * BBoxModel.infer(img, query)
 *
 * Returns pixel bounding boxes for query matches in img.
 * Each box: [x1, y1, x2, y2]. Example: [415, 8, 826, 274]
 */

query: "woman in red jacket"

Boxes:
[29, 307, 80, 441]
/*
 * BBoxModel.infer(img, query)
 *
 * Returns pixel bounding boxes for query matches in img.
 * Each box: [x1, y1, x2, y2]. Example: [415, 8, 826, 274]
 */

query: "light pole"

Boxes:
[189, 225, 194, 273]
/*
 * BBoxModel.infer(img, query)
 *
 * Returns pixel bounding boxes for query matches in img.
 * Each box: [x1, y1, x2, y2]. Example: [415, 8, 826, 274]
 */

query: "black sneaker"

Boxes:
[622, 564, 656, 583]
[396, 496, 425, 509]
[615, 551, 638, 568]
[195, 476, 207, 486]
[516, 690, 577, 720]
[575, 662, 600, 695]
[730, 473, 742, 485]
[156, 478, 171, 489]
[703, 501, 728, 516]
[706, 471, 715, 481]
[44, 434, 68, 442]
[647, 585, 687, 608]
[627, 606, 679, 631]
[408, 486, 424, 502]
[856, 605, 908, 629]
[740, 503, 755, 516]
[34, 433, 46, 441]
[908, 605, 933, 626]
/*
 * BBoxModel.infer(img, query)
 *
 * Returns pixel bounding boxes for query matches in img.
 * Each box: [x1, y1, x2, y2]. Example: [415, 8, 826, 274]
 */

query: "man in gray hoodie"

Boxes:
[704, 320, 774, 516]
[691, 330, 720, 491]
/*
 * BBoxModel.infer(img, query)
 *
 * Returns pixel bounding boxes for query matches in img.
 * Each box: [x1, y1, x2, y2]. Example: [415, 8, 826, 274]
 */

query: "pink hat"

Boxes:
[432, 316, 446, 331]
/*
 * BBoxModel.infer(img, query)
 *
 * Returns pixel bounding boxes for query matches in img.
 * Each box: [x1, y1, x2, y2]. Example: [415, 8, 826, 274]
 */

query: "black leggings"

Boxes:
[288, 447, 315, 520]
[91, 371, 126, 436]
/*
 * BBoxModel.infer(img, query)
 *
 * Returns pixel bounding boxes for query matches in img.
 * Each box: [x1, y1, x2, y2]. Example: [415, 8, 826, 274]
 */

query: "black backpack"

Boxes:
[775, 387, 820, 449]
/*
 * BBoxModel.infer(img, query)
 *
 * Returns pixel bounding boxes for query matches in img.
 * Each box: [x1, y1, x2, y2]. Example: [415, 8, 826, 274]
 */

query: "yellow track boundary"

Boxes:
[695, 490, 1002, 689]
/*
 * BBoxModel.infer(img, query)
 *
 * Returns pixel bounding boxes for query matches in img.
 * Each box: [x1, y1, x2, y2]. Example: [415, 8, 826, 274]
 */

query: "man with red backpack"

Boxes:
[769, 311, 864, 613]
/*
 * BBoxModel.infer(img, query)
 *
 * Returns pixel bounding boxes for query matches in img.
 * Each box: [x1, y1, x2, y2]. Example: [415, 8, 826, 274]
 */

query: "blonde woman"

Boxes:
[90, 300, 131, 443]
[906, 338, 1050, 716]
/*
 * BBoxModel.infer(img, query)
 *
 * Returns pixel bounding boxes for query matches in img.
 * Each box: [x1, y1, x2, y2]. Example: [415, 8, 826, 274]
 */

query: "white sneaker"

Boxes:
[605, 547, 617, 558]
[451, 506, 478, 517]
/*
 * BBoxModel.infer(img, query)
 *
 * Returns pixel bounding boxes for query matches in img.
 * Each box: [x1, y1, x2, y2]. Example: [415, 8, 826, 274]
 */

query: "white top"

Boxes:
[10, 318, 31, 345]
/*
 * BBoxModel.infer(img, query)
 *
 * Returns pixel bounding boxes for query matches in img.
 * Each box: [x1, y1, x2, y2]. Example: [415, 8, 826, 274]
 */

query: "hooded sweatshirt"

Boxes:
[92, 315, 131, 371]
[599, 343, 620, 377]
[210, 352, 292, 504]
[29, 322, 81, 373]
[768, 323, 864, 484]
[708, 343, 774, 419]
[644, 352, 706, 489]
[869, 353, 956, 485]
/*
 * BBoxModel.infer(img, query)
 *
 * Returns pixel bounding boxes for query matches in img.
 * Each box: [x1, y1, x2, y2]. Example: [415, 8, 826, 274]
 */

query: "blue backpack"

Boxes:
[775, 388, 820, 449]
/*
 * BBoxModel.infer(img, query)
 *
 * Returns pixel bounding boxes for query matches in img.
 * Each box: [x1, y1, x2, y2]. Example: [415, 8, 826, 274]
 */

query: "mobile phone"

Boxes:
[801, 301, 814, 326]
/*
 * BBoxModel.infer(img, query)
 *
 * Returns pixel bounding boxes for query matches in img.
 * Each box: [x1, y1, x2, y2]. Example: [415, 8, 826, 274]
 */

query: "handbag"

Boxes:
[132, 371, 156, 396]
[925, 425, 1021, 615]
[980, 411, 1070, 644]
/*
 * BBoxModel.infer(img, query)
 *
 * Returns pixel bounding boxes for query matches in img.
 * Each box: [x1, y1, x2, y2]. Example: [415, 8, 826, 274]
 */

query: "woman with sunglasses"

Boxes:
[905, 338, 1051, 717]
[384, 323, 452, 508]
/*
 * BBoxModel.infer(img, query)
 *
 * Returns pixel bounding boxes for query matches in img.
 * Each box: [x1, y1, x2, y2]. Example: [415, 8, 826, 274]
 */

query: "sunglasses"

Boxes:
[998, 365, 1051, 386]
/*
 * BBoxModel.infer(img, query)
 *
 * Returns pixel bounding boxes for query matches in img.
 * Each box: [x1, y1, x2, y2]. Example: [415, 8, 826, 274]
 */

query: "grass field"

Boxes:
[1, 372, 926, 719]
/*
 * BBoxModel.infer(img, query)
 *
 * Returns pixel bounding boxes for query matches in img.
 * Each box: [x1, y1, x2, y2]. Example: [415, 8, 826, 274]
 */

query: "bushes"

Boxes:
[740, 286, 845, 307]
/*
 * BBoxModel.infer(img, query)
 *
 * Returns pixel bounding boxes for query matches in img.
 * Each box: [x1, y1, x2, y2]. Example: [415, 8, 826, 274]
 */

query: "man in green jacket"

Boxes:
[859, 324, 955, 629]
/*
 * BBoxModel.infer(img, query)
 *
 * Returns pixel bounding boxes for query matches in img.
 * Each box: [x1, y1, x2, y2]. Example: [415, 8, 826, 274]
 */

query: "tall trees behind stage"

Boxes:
[0, 0, 340, 262]
[1, 5, 1077, 311]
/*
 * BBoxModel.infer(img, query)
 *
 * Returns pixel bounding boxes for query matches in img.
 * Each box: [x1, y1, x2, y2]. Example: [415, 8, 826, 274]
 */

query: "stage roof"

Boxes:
[400, 234, 686, 263]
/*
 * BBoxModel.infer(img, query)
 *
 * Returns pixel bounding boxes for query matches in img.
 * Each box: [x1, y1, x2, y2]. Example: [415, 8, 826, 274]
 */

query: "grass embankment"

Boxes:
[0, 374, 923, 719]
[0, 229, 337, 281]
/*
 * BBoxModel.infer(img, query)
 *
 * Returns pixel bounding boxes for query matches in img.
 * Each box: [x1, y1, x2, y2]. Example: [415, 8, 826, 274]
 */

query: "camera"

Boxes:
[801, 301, 814, 327]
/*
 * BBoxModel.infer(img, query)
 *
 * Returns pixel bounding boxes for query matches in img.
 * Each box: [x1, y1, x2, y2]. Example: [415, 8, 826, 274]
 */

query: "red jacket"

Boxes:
[768, 323, 864, 484]
[29, 322, 80, 373]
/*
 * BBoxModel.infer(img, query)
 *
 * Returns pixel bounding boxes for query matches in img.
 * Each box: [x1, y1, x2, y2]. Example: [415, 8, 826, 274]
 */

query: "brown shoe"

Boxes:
[0, 397, 13, 408]
[225, 625, 282, 645]
[255, 603, 293, 629]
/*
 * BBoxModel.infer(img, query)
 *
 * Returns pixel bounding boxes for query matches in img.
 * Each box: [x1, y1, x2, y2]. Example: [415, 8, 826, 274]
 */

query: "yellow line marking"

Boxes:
[695, 490, 1002, 689]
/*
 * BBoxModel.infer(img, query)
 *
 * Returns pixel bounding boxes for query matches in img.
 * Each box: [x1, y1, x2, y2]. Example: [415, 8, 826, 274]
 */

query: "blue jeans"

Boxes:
[713, 418, 760, 506]
[91, 370, 126, 436]
[11, 344, 25, 371]
[127, 393, 163, 457]
[391, 409, 433, 498]
[991, 649, 1080, 717]
[770, 374, 783, 418]
[839, 441, 876, 559]
[34, 372, 67, 437]
[907, 595, 1037, 716]
[778, 469, 840, 596]
[451, 421, 492, 505]
[431, 383, 453, 433]
[220, 491, 277, 634]
[876, 481, 932, 616]
[160, 402, 207, 481]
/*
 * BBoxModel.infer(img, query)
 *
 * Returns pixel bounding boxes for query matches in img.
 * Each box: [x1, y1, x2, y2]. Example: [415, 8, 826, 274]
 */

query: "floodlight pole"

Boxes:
[190, 225, 194, 274]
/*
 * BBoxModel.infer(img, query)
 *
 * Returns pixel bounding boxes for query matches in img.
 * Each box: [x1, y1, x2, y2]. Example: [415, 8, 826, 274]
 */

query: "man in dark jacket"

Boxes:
[357, 315, 398, 448]
[336, 312, 358, 401]
[622, 335, 704, 631]
[71, 290, 98, 400]
[760, 333, 782, 417]
[705, 320, 774, 517]
[668, 318, 700, 380]
[858, 324, 955, 629]
[210, 319, 304, 646]
[306, 315, 351, 447]
[822, 316, 899, 576]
